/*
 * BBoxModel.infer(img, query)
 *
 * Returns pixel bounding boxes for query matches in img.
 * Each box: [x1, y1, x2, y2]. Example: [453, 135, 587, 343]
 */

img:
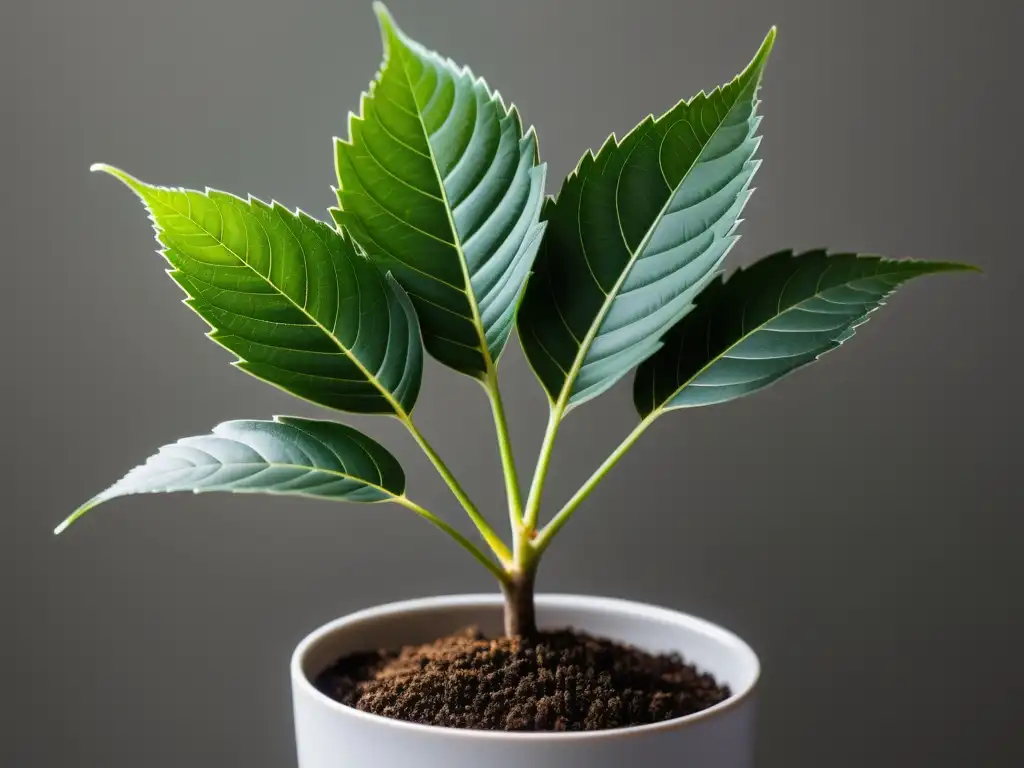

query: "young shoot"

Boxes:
[57, 3, 976, 637]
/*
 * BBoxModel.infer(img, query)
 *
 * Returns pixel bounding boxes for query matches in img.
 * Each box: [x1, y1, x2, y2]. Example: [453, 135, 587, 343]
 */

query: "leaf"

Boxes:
[56, 417, 406, 533]
[93, 164, 422, 416]
[634, 250, 978, 415]
[332, 3, 547, 380]
[518, 29, 774, 410]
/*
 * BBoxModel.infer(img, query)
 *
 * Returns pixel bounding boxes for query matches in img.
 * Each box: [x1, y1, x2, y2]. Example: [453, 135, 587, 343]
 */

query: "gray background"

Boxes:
[3, 0, 1021, 766]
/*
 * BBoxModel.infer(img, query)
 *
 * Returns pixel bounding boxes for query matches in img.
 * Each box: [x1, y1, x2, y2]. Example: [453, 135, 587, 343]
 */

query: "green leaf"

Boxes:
[332, 2, 547, 380]
[634, 250, 978, 415]
[56, 417, 406, 533]
[518, 29, 774, 410]
[93, 164, 422, 416]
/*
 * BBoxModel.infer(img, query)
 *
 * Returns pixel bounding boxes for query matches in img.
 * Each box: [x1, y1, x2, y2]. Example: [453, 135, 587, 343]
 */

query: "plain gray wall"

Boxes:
[3, 0, 1021, 765]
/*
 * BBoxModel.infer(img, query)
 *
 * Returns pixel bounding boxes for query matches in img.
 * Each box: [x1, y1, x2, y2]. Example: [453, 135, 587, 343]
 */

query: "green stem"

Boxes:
[521, 403, 565, 533]
[483, 370, 524, 543]
[392, 496, 510, 584]
[399, 415, 512, 565]
[533, 414, 657, 554]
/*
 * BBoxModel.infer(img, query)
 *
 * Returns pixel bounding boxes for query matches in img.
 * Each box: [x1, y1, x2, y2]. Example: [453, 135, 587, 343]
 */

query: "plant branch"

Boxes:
[399, 415, 512, 565]
[392, 496, 511, 584]
[483, 370, 524, 540]
[533, 414, 657, 554]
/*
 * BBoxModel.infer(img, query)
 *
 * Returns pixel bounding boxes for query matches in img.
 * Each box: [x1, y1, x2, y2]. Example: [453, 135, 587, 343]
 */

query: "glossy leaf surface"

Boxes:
[95, 165, 422, 416]
[334, 3, 546, 379]
[635, 250, 976, 414]
[519, 30, 774, 409]
[58, 417, 405, 532]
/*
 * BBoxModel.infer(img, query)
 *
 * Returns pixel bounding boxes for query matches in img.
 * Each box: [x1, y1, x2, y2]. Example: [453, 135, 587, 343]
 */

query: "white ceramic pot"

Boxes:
[291, 594, 759, 767]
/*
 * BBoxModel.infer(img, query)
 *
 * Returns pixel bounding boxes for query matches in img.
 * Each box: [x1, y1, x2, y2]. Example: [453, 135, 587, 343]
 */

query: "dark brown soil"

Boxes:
[314, 627, 731, 731]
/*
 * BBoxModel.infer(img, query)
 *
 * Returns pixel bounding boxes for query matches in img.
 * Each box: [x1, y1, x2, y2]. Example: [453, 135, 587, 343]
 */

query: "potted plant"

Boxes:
[57, 4, 976, 766]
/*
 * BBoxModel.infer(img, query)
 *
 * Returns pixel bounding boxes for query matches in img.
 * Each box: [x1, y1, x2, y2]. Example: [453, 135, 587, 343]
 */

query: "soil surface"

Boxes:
[314, 627, 731, 731]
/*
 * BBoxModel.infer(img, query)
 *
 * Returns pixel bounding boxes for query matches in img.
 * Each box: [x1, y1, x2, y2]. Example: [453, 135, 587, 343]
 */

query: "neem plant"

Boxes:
[59, 4, 973, 639]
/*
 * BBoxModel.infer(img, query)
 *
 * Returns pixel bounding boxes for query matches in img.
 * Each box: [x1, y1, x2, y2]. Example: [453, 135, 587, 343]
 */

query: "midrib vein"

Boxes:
[393, 47, 496, 375]
[559, 86, 750, 405]
[658, 270, 891, 411]
[163, 199, 408, 417]
[108, 461, 396, 500]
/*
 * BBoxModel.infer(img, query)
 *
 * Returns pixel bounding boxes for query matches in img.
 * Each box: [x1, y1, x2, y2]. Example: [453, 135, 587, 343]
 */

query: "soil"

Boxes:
[314, 627, 731, 731]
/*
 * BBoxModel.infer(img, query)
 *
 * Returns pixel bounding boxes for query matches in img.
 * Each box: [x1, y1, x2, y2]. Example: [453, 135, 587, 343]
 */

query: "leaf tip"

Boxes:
[912, 259, 983, 276]
[747, 26, 777, 79]
[372, 1, 399, 44]
[90, 163, 150, 199]
[90, 162, 129, 182]
[54, 503, 92, 535]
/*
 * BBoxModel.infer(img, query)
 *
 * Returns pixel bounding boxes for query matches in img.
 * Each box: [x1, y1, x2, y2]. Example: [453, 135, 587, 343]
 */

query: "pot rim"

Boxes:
[291, 593, 760, 742]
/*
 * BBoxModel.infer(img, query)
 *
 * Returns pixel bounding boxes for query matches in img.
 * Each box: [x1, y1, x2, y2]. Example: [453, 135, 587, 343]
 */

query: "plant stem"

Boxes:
[521, 403, 566, 532]
[399, 415, 512, 565]
[533, 414, 657, 554]
[500, 560, 539, 636]
[483, 370, 524, 544]
[392, 496, 511, 585]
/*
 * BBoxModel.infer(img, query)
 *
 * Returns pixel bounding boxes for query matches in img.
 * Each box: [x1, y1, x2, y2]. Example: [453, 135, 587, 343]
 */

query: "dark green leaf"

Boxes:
[333, 3, 547, 379]
[518, 29, 774, 410]
[635, 250, 978, 415]
[93, 165, 422, 416]
[57, 417, 405, 533]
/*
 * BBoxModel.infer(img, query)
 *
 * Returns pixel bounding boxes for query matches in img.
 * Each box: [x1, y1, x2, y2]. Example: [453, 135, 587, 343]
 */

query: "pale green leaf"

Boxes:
[93, 164, 422, 416]
[333, 2, 547, 379]
[56, 417, 406, 533]
[635, 250, 978, 415]
[518, 29, 774, 410]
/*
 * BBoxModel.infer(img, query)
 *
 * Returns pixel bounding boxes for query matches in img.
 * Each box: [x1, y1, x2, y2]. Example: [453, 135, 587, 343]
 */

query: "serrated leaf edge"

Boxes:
[90, 163, 422, 417]
[55, 415, 407, 534]
[644, 252, 979, 415]
[331, 4, 547, 380]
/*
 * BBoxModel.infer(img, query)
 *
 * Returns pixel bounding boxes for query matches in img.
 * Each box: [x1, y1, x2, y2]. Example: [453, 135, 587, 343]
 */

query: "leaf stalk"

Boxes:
[483, 370, 526, 542]
[521, 402, 566, 532]
[392, 496, 511, 584]
[534, 413, 657, 554]
[398, 414, 512, 565]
